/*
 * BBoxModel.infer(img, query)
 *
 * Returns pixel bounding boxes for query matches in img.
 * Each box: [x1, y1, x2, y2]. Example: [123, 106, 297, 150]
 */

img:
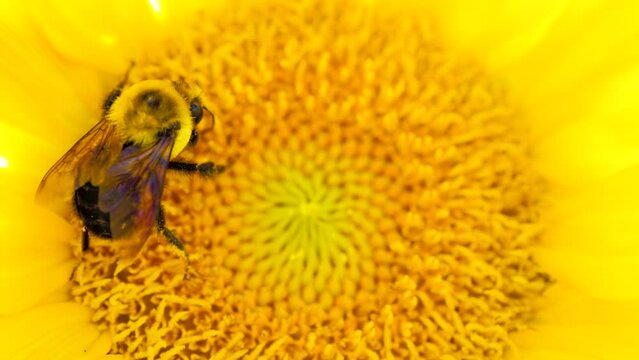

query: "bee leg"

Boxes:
[82, 227, 90, 252]
[157, 206, 191, 268]
[168, 161, 225, 177]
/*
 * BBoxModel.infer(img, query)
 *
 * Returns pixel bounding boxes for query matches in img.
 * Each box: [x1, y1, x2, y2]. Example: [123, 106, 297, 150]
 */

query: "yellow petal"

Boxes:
[422, 0, 570, 69]
[534, 66, 639, 186]
[0, 302, 110, 360]
[422, 1, 639, 149]
[507, 1, 639, 140]
[0, 123, 69, 200]
[0, 197, 75, 315]
[0, 8, 102, 141]
[78, 332, 122, 360]
[25, 0, 212, 73]
[508, 1, 639, 97]
[540, 165, 639, 300]
[539, 249, 639, 301]
[513, 284, 639, 359]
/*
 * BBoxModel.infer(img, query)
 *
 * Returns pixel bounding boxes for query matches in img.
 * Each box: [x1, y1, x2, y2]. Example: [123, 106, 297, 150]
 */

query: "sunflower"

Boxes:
[1, 0, 638, 359]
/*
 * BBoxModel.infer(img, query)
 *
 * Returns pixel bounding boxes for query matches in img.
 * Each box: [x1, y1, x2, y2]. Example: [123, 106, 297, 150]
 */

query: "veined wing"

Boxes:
[98, 133, 175, 240]
[35, 119, 120, 220]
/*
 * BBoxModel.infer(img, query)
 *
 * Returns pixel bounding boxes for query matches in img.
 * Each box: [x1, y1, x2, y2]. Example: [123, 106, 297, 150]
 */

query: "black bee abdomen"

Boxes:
[74, 182, 113, 239]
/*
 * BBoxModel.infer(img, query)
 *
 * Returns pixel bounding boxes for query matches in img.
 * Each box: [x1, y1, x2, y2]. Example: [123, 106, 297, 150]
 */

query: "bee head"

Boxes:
[106, 79, 204, 157]
[135, 90, 178, 122]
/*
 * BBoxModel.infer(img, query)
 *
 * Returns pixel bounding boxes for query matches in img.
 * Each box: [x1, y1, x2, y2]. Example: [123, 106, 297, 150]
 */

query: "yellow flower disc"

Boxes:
[224, 147, 377, 309]
[71, 0, 551, 358]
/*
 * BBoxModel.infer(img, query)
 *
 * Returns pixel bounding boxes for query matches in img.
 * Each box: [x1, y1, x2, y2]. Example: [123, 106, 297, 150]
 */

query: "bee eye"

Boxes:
[190, 102, 203, 124]
[103, 89, 121, 113]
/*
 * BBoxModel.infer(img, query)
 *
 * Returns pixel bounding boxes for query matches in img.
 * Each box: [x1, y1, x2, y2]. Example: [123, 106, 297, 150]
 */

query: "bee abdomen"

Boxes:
[74, 182, 113, 239]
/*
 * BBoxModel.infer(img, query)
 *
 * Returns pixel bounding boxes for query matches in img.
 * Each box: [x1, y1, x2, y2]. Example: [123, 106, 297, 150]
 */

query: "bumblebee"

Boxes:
[36, 79, 222, 263]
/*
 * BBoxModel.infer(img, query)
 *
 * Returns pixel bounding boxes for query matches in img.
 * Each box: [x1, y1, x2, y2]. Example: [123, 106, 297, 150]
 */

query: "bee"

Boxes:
[36, 79, 223, 264]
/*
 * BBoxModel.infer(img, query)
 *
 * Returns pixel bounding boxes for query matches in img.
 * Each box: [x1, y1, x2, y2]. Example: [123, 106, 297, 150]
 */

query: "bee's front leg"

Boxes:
[168, 161, 225, 177]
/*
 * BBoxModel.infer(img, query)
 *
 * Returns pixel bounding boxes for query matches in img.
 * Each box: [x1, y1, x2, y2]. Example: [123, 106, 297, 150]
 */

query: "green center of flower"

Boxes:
[224, 150, 374, 308]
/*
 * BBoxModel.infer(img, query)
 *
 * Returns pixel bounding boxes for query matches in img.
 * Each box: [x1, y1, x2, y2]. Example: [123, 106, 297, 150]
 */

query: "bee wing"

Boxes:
[98, 134, 175, 241]
[35, 119, 120, 220]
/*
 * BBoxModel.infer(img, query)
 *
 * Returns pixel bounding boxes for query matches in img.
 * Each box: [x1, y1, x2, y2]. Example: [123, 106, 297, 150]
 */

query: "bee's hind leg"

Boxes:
[70, 227, 91, 281]
[157, 206, 191, 273]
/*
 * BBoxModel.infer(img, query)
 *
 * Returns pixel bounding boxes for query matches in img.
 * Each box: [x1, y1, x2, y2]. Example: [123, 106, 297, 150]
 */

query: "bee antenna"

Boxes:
[203, 106, 215, 125]
[118, 61, 136, 87]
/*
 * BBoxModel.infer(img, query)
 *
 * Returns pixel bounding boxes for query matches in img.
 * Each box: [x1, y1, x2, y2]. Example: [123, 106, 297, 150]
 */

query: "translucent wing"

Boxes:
[35, 119, 120, 220]
[98, 134, 175, 241]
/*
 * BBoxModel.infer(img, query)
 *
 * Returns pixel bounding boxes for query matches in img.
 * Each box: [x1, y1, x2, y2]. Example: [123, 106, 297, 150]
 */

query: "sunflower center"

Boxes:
[70, 0, 551, 358]
[223, 149, 374, 308]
